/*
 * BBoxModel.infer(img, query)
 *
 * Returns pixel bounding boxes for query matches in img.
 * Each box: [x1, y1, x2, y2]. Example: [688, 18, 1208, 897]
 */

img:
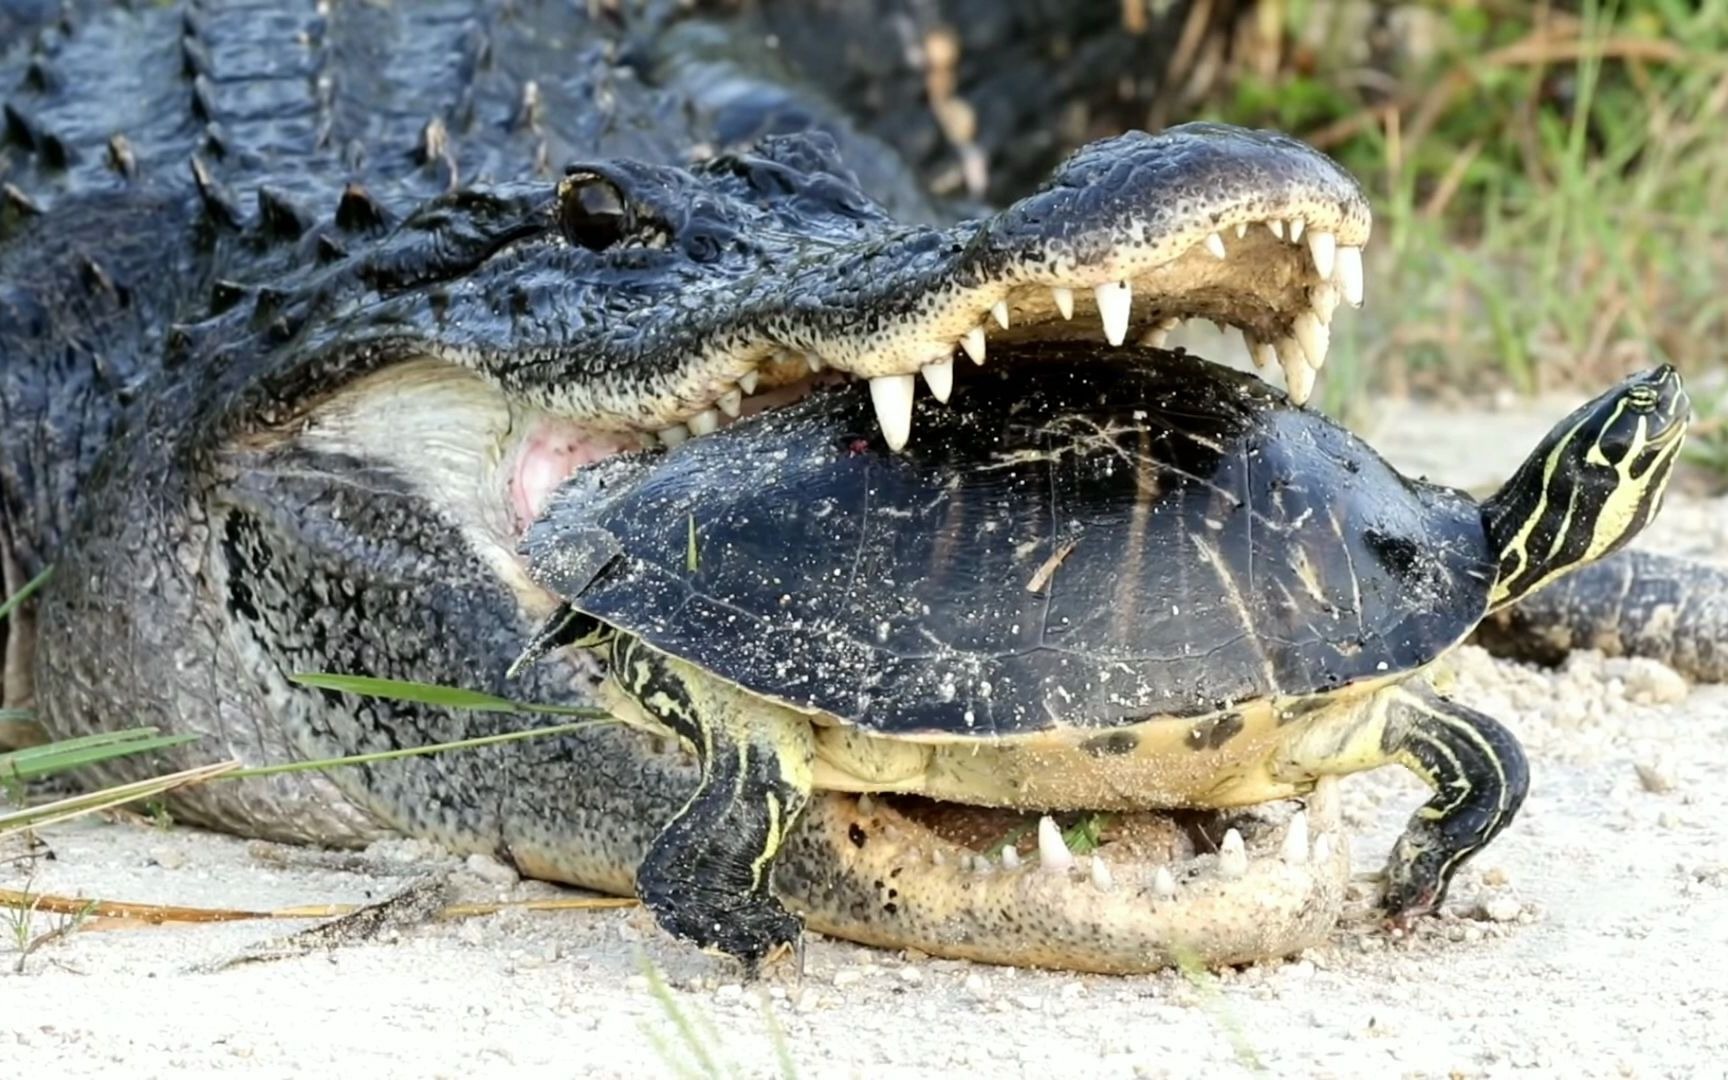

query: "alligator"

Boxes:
[3, 0, 1724, 973]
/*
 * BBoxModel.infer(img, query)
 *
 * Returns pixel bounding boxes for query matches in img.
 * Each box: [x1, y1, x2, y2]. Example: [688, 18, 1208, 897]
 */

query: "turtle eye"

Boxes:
[558, 172, 633, 251]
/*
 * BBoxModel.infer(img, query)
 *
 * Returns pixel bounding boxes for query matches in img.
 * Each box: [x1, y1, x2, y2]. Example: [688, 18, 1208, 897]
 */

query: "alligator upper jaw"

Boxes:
[464, 124, 1370, 453]
[515, 207, 1368, 465]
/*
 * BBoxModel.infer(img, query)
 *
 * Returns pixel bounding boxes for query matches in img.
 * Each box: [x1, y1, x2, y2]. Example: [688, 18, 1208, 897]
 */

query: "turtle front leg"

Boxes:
[606, 636, 815, 970]
[1375, 682, 1530, 920]
[1279, 680, 1529, 922]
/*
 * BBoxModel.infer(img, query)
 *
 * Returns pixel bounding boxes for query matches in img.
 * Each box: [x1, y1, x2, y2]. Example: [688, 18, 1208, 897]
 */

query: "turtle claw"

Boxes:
[651, 888, 804, 976]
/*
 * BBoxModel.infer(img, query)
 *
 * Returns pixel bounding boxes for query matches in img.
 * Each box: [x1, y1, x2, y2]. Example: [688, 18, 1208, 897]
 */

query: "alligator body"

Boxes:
[3, 0, 1724, 973]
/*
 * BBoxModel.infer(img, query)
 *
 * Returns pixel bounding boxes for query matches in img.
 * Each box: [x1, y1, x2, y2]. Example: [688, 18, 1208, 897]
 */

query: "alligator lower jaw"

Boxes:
[784, 782, 1349, 973]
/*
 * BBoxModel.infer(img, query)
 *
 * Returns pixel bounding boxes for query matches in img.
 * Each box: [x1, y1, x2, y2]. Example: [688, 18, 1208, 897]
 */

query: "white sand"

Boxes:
[4, 406, 1725, 1079]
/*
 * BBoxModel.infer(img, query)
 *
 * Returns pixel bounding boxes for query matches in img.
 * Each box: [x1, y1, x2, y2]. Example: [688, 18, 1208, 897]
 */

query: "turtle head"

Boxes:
[1483, 364, 1690, 611]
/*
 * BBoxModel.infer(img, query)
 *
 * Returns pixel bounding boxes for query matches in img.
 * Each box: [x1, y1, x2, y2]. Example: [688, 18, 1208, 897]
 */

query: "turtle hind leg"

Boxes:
[1377, 681, 1530, 920]
[1475, 549, 1728, 683]
[610, 636, 815, 971]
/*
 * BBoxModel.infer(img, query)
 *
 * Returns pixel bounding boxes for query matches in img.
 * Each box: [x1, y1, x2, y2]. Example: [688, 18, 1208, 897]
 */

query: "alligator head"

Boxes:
[236, 122, 1368, 528]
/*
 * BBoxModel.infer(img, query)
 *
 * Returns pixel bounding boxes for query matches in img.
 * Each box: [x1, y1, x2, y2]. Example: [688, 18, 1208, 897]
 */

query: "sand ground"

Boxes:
[3, 396, 1725, 1079]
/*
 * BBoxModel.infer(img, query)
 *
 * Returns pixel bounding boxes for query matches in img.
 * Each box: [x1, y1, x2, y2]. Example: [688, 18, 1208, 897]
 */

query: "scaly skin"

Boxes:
[0, 0, 1367, 972]
[0, 1, 1716, 972]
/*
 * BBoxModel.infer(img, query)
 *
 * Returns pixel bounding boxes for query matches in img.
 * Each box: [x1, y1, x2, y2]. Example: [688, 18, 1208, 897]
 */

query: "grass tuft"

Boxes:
[1210, 0, 1728, 467]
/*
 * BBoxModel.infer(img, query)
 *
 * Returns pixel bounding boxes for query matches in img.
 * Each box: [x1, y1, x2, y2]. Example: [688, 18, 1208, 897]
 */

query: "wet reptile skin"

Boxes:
[3, 0, 1724, 971]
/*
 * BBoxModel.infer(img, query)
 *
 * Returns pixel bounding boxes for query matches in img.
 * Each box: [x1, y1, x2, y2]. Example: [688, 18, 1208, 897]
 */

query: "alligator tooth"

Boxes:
[991, 300, 1010, 329]
[1281, 810, 1311, 866]
[960, 326, 986, 365]
[1313, 833, 1334, 865]
[1307, 230, 1336, 280]
[1204, 232, 1227, 259]
[807, 354, 825, 373]
[1336, 245, 1364, 307]
[1267, 219, 1285, 240]
[1000, 845, 1021, 870]
[1095, 281, 1132, 346]
[1152, 866, 1177, 899]
[687, 408, 721, 436]
[857, 792, 875, 815]
[1293, 310, 1330, 369]
[1277, 338, 1315, 405]
[1217, 828, 1248, 879]
[738, 370, 760, 395]
[1233, 221, 1248, 239]
[657, 424, 690, 447]
[1139, 316, 1179, 349]
[1310, 282, 1341, 325]
[1052, 286, 1074, 320]
[716, 389, 743, 418]
[1248, 337, 1276, 371]
[973, 854, 994, 874]
[1090, 854, 1114, 892]
[1289, 218, 1306, 242]
[869, 373, 916, 451]
[921, 358, 955, 403]
[1037, 815, 1074, 874]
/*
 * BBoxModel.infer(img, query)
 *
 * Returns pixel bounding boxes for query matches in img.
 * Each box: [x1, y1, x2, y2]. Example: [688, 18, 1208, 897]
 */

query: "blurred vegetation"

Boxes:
[1187, 0, 1727, 459]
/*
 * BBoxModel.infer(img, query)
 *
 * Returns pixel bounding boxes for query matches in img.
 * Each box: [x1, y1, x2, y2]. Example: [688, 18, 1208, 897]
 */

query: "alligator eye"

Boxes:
[558, 172, 632, 251]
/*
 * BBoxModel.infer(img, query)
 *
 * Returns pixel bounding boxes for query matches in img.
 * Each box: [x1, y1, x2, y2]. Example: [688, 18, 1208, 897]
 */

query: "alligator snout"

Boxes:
[325, 123, 1370, 455]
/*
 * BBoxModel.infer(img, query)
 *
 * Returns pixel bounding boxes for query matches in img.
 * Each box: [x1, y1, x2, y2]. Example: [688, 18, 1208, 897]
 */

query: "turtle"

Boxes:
[515, 343, 1690, 966]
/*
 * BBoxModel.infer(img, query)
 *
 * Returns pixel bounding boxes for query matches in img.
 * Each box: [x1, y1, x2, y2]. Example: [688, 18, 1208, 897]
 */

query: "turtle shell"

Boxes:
[523, 346, 1497, 738]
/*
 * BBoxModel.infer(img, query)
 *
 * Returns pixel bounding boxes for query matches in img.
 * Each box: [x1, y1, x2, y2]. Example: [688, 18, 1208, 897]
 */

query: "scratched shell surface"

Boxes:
[523, 347, 1497, 737]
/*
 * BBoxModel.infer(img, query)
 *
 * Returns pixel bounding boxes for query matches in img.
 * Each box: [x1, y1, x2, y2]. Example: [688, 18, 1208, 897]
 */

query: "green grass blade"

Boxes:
[0, 565, 53, 622]
[641, 957, 725, 1079]
[0, 760, 240, 836]
[222, 718, 614, 780]
[290, 673, 610, 718]
[1, 729, 201, 784]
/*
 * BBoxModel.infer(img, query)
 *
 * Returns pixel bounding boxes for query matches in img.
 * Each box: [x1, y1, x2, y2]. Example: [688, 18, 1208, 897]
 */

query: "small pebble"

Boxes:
[1478, 893, 1522, 923]
[897, 966, 924, 986]
[963, 973, 993, 1002]
[832, 968, 863, 988]
[1612, 658, 1688, 705]
[1635, 761, 1676, 794]
[464, 853, 520, 886]
[714, 984, 743, 1004]
[1480, 866, 1509, 888]
[148, 847, 187, 870]
[456, 920, 486, 947]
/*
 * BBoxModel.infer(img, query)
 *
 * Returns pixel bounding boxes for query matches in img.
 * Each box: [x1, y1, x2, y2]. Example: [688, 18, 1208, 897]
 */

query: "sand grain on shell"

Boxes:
[3, 415, 1726, 1078]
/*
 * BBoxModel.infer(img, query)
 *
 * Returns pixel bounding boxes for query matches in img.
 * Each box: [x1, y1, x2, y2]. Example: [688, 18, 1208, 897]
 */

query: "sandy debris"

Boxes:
[3, 431, 1726, 1076]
